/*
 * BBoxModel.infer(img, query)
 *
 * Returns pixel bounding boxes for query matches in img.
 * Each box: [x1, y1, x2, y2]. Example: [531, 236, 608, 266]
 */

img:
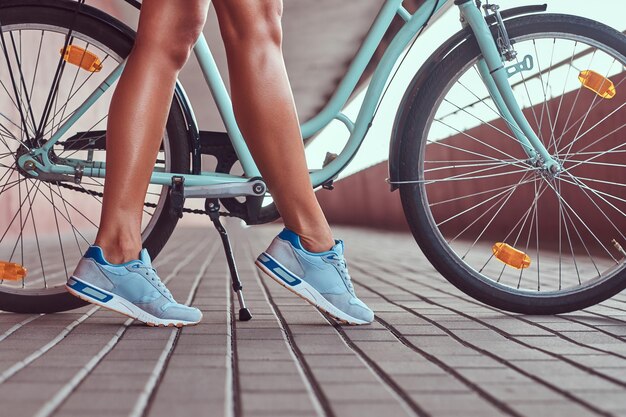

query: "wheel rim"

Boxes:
[417, 29, 626, 297]
[0, 22, 172, 296]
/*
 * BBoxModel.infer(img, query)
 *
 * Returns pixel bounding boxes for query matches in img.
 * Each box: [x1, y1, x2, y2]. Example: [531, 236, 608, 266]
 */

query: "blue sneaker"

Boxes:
[66, 246, 202, 327]
[256, 228, 374, 325]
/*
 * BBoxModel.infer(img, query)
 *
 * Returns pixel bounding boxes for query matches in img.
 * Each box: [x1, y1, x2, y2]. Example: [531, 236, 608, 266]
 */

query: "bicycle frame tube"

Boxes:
[40, 0, 449, 187]
[309, 0, 450, 187]
[192, 35, 260, 177]
[38, 0, 552, 189]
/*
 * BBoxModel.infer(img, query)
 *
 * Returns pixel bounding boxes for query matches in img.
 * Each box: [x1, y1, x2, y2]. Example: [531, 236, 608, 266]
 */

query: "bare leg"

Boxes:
[94, 0, 211, 263]
[212, 0, 334, 253]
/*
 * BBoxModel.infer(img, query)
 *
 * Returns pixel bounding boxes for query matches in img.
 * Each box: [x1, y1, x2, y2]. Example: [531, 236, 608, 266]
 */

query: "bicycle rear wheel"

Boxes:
[0, 1, 190, 313]
[398, 14, 626, 314]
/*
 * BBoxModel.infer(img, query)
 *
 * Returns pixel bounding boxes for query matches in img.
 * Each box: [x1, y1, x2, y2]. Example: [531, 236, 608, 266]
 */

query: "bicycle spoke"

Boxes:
[433, 116, 526, 164]
[8, 31, 37, 136]
[24, 179, 94, 244]
[512, 53, 543, 138]
[47, 182, 69, 280]
[45, 184, 100, 230]
[487, 183, 549, 279]
[562, 173, 626, 242]
[554, 75, 626, 157]
[424, 159, 524, 174]
[544, 179, 616, 266]
[558, 174, 626, 207]
[554, 182, 594, 284]
[531, 39, 558, 152]
[559, 123, 626, 159]
[554, 48, 597, 150]
[57, 182, 85, 255]
[441, 96, 525, 147]
[25, 181, 45, 287]
[561, 101, 626, 162]
[435, 176, 532, 228]
[564, 140, 626, 173]
[429, 180, 534, 208]
[560, 58, 617, 157]
[459, 172, 532, 258]
[534, 179, 540, 291]
[516, 178, 539, 289]
[45, 55, 112, 140]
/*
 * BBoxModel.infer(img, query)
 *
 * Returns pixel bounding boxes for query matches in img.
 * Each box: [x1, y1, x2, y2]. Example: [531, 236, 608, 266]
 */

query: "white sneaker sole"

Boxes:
[255, 253, 370, 325]
[66, 277, 201, 328]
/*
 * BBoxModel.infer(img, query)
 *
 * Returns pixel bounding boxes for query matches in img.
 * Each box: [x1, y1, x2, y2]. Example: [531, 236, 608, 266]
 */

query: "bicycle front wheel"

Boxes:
[398, 14, 626, 314]
[0, 1, 190, 313]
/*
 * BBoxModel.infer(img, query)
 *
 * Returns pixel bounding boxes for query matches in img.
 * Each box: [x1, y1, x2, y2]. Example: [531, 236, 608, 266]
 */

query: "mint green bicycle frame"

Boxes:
[24, 0, 558, 190]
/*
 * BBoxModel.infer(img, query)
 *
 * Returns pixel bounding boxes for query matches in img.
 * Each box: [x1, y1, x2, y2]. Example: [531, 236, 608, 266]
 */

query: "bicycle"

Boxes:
[0, 0, 624, 319]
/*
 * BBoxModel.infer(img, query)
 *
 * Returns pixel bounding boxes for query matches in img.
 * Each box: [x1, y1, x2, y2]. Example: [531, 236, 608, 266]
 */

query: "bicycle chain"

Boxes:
[56, 181, 236, 217]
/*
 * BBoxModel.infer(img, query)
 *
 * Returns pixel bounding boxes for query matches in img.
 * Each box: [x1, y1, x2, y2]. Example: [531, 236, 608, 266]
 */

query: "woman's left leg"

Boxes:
[212, 0, 374, 324]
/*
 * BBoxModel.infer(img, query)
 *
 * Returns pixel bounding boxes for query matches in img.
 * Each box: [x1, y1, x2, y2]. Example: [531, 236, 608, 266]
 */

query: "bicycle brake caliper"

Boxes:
[483, 2, 517, 62]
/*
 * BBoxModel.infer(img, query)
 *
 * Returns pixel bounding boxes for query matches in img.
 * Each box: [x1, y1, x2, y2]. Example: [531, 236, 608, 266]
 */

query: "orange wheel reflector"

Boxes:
[492, 242, 531, 269]
[0, 262, 27, 281]
[578, 70, 616, 99]
[60, 45, 102, 72]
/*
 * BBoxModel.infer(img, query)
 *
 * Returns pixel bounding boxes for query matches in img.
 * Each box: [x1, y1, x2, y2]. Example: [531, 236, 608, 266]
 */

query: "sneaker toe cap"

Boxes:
[324, 293, 374, 324]
[350, 301, 374, 323]
[163, 304, 203, 323]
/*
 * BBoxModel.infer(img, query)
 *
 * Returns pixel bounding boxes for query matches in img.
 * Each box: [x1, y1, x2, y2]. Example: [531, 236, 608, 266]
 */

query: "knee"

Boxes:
[135, 12, 206, 69]
[216, 0, 283, 48]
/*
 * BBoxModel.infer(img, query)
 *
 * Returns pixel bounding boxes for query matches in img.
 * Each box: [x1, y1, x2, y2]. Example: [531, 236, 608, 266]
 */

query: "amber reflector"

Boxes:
[0, 262, 27, 281]
[492, 242, 531, 269]
[60, 45, 102, 72]
[578, 70, 616, 99]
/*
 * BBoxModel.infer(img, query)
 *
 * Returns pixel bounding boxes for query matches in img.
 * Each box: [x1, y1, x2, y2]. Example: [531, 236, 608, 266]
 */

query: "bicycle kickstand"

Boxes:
[206, 199, 252, 321]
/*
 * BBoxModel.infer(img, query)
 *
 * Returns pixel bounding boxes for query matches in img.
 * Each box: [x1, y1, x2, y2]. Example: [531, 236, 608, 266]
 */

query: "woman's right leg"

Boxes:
[66, 0, 210, 327]
[94, 0, 211, 264]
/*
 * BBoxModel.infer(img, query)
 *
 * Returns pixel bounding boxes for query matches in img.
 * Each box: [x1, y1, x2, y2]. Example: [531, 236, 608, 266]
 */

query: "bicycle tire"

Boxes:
[398, 13, 626, 314]
[0, 0, 190, 313]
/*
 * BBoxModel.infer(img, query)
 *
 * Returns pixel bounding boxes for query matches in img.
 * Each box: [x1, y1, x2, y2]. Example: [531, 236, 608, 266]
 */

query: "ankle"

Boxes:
[291, 228, 334, 253]
[94, 235, 141, 264]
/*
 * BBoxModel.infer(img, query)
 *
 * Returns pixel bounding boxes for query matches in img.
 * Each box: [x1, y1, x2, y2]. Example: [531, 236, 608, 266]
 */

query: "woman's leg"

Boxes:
[66, 0, 210, 327]
[93, 0, 211, 263]
[212, 0, 334, 253]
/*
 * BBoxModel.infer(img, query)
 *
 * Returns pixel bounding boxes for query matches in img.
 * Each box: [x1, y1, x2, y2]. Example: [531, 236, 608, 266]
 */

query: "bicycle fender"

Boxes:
[387, 4, 547, 191]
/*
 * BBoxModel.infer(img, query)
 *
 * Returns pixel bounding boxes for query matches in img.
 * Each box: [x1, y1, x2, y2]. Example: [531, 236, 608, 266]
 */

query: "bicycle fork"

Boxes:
[456, 0, 561, 175]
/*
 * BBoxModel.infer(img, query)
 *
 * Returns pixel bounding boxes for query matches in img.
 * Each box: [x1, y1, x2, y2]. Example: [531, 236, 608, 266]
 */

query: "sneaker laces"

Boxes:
[331, 257, 356, 296]
[136, 264, 173, 301]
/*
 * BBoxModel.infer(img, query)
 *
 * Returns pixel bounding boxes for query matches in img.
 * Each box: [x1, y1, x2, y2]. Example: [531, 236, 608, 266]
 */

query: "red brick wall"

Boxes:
[318, 71, 626, 241]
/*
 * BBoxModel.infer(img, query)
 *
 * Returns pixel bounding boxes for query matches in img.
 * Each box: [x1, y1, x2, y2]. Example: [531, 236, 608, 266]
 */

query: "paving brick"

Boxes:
[240, 392, 316, 413]
[332, 402, 413, 417]
[3, 225, 626, 417]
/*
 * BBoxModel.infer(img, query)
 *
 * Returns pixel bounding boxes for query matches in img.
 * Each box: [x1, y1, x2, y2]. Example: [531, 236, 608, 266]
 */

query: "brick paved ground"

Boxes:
[2, 223, 626, 417]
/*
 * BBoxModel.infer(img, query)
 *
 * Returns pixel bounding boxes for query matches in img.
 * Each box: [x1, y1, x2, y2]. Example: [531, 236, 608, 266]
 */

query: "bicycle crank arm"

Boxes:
[182, 178, 266, 199]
